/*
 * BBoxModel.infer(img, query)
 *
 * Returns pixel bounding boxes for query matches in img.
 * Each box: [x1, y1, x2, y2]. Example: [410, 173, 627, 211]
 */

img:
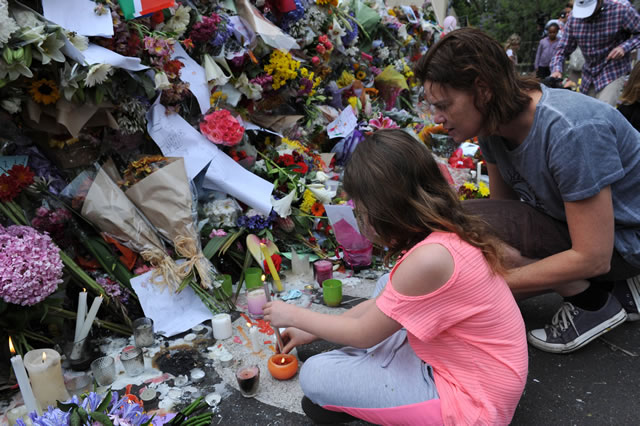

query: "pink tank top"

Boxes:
[377, 232, 528, 425]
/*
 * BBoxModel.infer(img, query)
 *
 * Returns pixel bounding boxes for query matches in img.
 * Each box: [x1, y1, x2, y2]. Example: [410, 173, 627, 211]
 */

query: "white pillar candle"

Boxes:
[249, 325, 261, 353]
[476, 161, 482, 185]
[74, 290, 87, 343]
[211, 314, 232, 340]
[23, 349, 69, 410]
[9, 338, 40, 416]
[77, 296, 103, 343]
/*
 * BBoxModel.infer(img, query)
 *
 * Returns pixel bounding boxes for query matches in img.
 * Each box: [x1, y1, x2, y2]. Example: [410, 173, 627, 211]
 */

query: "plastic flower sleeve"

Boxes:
[61, 165, 181, 290]
[123, 157, 218, 290]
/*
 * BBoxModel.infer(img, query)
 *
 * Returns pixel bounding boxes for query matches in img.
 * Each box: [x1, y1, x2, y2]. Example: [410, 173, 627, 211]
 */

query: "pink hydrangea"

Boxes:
[0, 225, 63, 306]
[199, 109, 245, 146]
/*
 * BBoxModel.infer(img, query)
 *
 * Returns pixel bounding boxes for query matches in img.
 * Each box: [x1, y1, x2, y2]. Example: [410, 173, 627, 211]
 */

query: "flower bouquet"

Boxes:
[61, 161, 182, 291]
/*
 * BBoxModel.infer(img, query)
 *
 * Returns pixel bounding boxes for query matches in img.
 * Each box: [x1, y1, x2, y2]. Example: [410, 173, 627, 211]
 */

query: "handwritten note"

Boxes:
[327, 106, 358, 139]
[171, 44, 211, 114]
[0, 156, 28, 175]
[131, 269, 213, 337]
[147, 102, 274, 214]
[43, 0, 114, 37]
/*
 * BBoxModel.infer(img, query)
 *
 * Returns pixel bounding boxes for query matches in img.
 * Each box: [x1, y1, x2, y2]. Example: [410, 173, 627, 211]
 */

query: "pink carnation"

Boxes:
[200, 109, 245, 146]
[0, 225, 63, 306]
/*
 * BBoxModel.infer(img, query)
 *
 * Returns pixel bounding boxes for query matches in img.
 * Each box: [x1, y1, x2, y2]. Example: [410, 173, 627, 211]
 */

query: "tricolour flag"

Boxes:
[118, 0, 175, 20]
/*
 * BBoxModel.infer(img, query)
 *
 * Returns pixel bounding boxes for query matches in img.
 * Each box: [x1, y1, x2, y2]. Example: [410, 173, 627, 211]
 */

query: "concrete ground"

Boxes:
[215, 293, 640, 426]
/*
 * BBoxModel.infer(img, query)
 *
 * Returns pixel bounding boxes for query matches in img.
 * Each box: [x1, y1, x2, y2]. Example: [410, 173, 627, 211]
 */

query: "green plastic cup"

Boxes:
[322, 279, 342, 307]
[245, 267, 263, 290]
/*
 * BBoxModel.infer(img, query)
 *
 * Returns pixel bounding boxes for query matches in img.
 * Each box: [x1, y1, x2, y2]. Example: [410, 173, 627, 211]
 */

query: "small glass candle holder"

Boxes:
[133, 317, 155, 348]
[211, 313, 232, 340]
[120, 346, 145, 377]
[314, 260, 333, 287]
[91, 356, 116, 386]
[247, 288, 268, 319]
[236, 365, 260, 398]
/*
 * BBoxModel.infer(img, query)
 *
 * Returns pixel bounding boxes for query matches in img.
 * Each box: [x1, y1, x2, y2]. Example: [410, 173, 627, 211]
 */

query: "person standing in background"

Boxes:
[504, 34, 521, 64]
[550, 0, 640, 106]
[535, 24, 561, 79]
[618, 62, 640, 130]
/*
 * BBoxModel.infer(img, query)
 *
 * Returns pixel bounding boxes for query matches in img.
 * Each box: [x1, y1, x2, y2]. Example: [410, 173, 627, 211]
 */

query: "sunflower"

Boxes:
[356, 70, 367, 80]
[29, 79, 61, 105]
[311, 201, 326, 217]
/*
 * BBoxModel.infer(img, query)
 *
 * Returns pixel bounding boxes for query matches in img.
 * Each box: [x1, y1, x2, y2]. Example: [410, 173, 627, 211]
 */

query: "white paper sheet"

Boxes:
[83, 44, 149, 71]
[147, 102, 274, 214]
[131, 269, 213, 337]
[42, 0, 114, 37]
[171, 44, 210, 114]
[327, 107, 358, 139]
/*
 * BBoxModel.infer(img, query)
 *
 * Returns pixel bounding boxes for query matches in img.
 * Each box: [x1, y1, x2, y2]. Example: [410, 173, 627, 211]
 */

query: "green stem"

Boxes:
[0, 202, 23, 225]
[6, 201, 27, 225]
[59, 251, 108, 297]
[22, 330, 55, 345]
[256, 151, 315, 193]
[47, 306, 132, 335]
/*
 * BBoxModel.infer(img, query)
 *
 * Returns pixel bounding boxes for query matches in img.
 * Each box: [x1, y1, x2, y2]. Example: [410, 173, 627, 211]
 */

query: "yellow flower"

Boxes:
[387, 8, 396, 16]
[264, 50, 300, 90]
[348, 96, 359, 112]
[478, 181, 490, 197]
[337, 70, 355, 88]
[282, 137, 305, 154]
[300, 189, 316, 213]
[463, 182, 477, 191]
[356, 70, 366, 80]
[316, 0, 338, 5]
[210, 91, 227, 104]
[29, 79, 60, 105]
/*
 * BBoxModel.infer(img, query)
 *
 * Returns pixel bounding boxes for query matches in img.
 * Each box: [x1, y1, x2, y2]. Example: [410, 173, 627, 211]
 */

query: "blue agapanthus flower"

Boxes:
[341, 15, 358, 46]
[280, 0, 305, 31]
[237, 210, 278, 232]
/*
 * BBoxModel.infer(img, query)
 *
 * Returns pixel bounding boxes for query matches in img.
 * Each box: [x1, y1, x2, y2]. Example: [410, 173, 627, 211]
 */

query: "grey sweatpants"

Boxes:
[299, 274, 439, 409]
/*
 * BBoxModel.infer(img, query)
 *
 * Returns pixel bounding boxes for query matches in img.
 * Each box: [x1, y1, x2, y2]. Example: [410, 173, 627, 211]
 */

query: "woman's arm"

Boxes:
[487, 162, 519, 200]
[505, 187, 614, 293]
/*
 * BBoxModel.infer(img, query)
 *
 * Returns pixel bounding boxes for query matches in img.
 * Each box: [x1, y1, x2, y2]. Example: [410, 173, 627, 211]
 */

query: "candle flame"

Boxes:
[246, 322, 252, 328]
[42, 352, 47, 362]
[261, 274, 266, 282]
[8, 337, 15, 355]
[281, 357, 286, 364]
[82, 288, 86, 292]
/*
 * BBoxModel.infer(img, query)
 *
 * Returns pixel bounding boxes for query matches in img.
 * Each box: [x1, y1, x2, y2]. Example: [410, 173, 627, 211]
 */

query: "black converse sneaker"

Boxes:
[612, 275, 640, 322]
[527, 294, 627, 354]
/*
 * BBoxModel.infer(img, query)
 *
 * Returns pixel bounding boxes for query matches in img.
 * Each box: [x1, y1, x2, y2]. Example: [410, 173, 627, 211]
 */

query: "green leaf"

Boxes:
[70, 410, 81, 426]
[95, 85, 105, 105]
[203, 235, 231, 259]
[89, 411, 114, 426]
[77, 407, 89, 423]
[96, 389, 112, 412]
[57, 401, 78, 412]
[176, 273, 193, 293]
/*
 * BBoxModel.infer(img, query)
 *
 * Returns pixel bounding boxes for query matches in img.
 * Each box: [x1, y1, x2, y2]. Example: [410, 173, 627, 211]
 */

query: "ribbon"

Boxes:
[140, 248, 182, 292]
[174, 235, 213, 290]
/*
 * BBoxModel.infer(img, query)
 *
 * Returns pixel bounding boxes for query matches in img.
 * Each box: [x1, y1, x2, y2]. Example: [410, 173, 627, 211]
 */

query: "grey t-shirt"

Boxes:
[480, 85, 640, 268]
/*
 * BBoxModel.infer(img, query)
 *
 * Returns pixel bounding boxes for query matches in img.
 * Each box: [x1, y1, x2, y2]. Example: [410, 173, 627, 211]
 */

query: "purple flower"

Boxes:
[0, 225, 63, 306]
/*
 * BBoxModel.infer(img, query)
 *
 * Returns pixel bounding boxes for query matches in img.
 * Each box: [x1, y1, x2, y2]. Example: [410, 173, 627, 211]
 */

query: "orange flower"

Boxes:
[311, 202, 325, 217]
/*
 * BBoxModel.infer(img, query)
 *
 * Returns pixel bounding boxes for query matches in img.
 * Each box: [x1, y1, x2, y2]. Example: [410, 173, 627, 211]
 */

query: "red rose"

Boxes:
[263, 253, 282, 275]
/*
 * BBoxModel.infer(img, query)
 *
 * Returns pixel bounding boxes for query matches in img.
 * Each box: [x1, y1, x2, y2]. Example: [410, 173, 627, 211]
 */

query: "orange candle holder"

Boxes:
[267, 354, 298, 380]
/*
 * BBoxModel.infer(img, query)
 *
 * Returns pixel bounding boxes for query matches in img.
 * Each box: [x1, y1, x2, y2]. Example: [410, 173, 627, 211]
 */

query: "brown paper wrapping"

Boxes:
[125, 158, 214, 289]
[81, 168, 180, 289]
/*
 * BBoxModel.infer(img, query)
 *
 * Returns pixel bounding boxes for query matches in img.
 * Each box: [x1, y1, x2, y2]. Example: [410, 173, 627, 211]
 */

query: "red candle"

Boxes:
[267, 354, 298, 380]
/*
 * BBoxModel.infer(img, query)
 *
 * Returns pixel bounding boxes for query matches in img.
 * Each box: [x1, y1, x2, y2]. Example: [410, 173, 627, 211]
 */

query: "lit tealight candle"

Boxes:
[267, 354, 298, 380]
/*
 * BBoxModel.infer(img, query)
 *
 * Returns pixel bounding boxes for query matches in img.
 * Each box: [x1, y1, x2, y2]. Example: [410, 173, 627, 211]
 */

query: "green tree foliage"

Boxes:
[452, 0, 568, 66]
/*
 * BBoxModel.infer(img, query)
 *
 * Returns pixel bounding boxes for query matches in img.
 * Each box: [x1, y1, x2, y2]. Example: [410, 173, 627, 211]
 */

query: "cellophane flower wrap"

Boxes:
[123, 157, 218, 290]
[200, 109, 245, 146]
[0, 225, 63, 306]
[60, 160, 181, 290]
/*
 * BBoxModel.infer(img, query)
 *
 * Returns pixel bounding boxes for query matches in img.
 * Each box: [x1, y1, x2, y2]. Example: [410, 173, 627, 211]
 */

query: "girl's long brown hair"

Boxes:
[344, 129, 505, 275]
[620, 62, 640, 105]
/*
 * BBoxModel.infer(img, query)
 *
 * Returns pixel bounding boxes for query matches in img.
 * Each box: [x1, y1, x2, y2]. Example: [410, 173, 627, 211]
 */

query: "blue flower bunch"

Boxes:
[237, 209, 278, 232]
[342, 14, 359, 46]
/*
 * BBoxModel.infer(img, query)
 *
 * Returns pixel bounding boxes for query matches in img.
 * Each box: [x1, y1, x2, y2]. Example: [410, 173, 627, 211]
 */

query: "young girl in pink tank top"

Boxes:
[264, 129, 528, 425]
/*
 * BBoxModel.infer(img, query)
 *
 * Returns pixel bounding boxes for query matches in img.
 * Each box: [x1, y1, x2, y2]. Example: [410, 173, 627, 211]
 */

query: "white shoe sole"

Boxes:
[527, 308, 628, 354]
[627, 276, 640, 322]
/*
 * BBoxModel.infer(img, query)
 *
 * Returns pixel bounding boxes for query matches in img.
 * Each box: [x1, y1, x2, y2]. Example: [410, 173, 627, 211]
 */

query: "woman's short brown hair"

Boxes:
[620, 62, 640, 105]
[414, 28, 539, 133]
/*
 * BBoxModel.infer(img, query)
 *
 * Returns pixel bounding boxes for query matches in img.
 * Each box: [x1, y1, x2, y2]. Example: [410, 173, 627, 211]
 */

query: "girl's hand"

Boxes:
[280, 327, 317, 353]
[263, 300, 297, 328]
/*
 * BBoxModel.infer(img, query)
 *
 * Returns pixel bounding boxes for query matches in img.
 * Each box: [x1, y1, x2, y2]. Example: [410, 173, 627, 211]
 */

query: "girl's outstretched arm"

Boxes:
[263, 299, 401, 349]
